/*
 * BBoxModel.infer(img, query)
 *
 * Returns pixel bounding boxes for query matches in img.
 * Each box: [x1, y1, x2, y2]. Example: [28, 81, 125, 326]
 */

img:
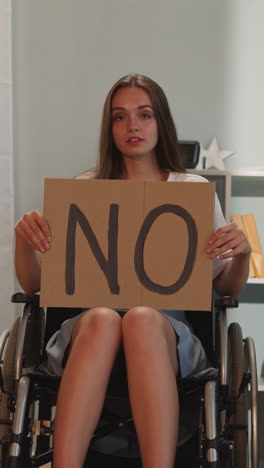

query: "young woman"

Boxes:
[15, 74, 251, 468]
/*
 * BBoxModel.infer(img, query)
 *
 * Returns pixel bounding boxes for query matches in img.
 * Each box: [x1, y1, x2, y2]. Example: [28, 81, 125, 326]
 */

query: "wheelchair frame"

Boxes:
[0, 294, 259, 468]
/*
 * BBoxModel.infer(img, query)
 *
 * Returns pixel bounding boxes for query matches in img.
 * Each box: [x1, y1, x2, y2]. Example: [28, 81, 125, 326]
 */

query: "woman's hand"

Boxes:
[207, 223, 251, 260]
[15, 210, 51, 253]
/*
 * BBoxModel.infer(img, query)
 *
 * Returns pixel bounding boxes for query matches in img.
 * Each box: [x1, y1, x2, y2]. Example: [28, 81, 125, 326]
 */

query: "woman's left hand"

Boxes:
[207, 223, 252, 260]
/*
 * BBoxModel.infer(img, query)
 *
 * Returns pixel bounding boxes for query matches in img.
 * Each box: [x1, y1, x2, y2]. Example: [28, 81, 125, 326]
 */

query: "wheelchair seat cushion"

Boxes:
[41, 309, 210, 379]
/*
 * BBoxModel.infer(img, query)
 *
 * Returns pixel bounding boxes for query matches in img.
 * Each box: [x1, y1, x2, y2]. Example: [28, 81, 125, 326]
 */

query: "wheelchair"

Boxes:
[0, 293, 259, 468]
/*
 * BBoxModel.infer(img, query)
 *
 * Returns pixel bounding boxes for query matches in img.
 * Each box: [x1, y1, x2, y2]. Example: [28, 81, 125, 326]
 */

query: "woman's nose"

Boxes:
[128, 116, 140, 132]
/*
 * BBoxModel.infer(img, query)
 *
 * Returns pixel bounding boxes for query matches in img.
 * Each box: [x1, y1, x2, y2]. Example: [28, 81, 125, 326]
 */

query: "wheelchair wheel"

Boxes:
[228, 323, 247, 468]
[0, 319, 21, 467]
[0, 391, 10, 467]
[2, 318, 21, 394]
[227, 323, 258, 468]
[244, 337, 258, 468]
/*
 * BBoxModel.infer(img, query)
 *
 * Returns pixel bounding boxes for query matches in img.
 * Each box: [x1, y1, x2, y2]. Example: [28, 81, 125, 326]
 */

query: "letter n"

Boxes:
[65, 203, 120, 295]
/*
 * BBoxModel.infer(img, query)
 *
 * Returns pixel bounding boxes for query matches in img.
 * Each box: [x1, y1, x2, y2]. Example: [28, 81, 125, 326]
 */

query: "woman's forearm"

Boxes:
[213, 251, 251, 298]
[14, 210, 51, 293]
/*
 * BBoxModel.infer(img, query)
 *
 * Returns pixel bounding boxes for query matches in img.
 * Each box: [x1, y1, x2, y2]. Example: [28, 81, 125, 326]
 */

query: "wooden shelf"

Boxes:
[247, 278, 264, 285]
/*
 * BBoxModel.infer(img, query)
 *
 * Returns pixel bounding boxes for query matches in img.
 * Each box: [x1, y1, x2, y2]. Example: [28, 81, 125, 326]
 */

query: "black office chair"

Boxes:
[179, 140, 200, 169]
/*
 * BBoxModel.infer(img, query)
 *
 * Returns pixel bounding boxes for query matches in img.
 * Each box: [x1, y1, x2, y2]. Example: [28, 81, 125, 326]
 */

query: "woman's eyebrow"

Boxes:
[112, 106, 126, 111]
[112, 104, 153, 111]
[138, 105, 153, 110]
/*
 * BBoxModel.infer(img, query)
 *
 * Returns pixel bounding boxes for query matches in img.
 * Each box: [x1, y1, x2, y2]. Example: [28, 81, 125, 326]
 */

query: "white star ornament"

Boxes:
[204, 137, 234, 170]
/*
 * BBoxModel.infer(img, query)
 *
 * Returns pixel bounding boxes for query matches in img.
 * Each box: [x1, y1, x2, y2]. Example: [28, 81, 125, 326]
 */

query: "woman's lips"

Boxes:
[126, 137, 144, 144]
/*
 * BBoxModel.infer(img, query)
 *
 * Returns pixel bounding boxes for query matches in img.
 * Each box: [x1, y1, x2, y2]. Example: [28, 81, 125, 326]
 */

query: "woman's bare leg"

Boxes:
[122, 307, 179, 468]
[53, 308, 122, 468]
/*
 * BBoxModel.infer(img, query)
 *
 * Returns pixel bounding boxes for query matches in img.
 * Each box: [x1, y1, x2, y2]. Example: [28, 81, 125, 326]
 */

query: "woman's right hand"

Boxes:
[15, 210, 51, 253]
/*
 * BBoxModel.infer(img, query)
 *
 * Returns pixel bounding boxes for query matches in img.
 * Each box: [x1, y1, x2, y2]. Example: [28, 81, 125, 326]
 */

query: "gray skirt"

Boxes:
[44, 309, 210, 379]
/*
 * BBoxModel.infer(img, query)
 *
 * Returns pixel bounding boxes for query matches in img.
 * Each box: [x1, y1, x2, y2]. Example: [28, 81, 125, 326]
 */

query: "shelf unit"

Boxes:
[189, 169, 264, 394]
[189, 169, 264, 285]
[189, 169, 264, 221]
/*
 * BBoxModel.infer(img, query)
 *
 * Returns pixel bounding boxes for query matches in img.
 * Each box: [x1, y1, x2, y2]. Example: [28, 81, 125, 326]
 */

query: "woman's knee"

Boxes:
[72, 307, 121, 342]
[123, 306, 155, 329]
[122, 306, 169, 341]
[122, 307, 178, 372]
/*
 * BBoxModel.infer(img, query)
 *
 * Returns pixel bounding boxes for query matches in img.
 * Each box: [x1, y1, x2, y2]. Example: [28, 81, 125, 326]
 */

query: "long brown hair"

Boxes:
[96, 74, 185, 179]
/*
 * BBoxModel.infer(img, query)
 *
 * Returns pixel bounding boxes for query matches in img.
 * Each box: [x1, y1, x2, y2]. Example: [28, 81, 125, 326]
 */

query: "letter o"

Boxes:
[134, 204, 198, 294]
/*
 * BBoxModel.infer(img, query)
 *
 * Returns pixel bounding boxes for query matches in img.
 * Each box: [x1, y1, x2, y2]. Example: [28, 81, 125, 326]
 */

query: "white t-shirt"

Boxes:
[77, 170, 230, 280]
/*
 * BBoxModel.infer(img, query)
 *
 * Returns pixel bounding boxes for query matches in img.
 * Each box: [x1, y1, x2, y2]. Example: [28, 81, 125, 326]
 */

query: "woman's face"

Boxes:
[111, 87, 159, 160]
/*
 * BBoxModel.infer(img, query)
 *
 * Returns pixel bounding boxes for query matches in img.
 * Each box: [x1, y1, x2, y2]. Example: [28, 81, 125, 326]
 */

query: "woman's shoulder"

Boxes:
[74, 170, 96, 180]
[168, 171, 209, 183]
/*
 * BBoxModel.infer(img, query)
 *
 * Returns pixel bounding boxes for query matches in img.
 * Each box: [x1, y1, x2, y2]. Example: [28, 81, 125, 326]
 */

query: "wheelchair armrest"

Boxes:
[214, 296, 238, 309]
[11, 292, 40, 305]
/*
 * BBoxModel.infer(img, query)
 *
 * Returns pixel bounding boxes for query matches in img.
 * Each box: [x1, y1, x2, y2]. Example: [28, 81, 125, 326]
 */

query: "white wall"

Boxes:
[13, 0, 264, 216]
[9, 1, 264, 374]
[12, 0, 264, 210]
[0, 0, 14, 329]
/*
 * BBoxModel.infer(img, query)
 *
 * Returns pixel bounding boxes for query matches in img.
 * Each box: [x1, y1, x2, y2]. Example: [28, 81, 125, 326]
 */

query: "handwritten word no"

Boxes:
[65, 203, 198, 296]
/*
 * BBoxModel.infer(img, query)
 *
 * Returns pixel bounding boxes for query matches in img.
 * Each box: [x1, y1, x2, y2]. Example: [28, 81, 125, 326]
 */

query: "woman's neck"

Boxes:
[121, 155, 168, 182]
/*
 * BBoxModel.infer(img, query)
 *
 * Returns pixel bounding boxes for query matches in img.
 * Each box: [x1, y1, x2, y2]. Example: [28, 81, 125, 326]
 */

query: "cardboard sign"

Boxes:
[40, 179, 215, 310]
